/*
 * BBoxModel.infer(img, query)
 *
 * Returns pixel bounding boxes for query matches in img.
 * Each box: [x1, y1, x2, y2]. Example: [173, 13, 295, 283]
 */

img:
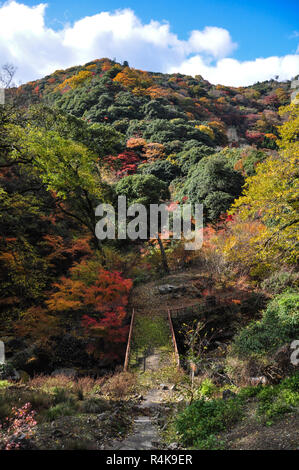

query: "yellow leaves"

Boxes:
[113, 67, 153, 92]
[229, 105, 299, 266]
[85, 64, 97, 71]
[278, 102, 299, 156]
[195, 124, 215, 140]
[209, 120, 226, 133]
[46, 278, 85, 312]
[143, 142, 165, 161]
[55, 70, 93, 92]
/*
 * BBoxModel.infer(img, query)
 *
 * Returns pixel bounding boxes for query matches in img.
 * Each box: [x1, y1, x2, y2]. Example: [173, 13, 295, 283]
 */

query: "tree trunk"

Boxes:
[156, 234, 169, 274]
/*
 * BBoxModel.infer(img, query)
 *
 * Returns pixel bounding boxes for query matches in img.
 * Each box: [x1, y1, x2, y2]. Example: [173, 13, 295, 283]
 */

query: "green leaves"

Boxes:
[180, 154, 244, 221]
[115, 174, 169, 206]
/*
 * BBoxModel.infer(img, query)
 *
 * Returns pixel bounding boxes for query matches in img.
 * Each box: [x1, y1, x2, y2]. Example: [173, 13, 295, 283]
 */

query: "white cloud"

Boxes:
[187, 27, 237, 59]
[0, 1, 298, 86]
[172, 54, 299, 86]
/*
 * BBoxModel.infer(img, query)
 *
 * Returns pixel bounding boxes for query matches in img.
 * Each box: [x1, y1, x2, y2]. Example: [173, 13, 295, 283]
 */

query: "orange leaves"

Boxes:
[46, 277, 85, 312]
[144, 85, 170, 99]
[126, 137, 147, 150]
[15, 306, 60, 342]
[47, 259, 132, 316]
[143, 142, 165, 161]
[43, 234, 92, 266]
[113, 67, 153, 93]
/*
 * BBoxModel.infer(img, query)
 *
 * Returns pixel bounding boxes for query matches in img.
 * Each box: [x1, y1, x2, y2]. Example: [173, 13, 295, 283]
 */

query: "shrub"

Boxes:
[139, 160, 180, 184]
[232, 292, 299, 357]
[101, 372, 136, 399]
[52, 387, 73, 405]
[45, 403, 76, 421]
[21, 391, 52, 412]
[0, 403, 37, 450]
[29, 374, 73, 391]
[198, 378, 217, 398]
[0, 380, 10, 389]
[261, 271, 298, 295]
[255, 373, 299, 423]
[81, 398, 110, 414]
[176, 397, 243, 448]
[0, 401, 11, 422]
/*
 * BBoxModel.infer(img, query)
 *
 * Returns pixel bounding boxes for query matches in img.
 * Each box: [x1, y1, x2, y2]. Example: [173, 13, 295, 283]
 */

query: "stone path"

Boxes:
[110, 414, 160, 450]
[109, 311, 176, 450]
[108, 388, 163, 450]
[109, 346, 172, 451]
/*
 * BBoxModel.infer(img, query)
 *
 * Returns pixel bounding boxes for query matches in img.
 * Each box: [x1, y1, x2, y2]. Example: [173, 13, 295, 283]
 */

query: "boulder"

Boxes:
[0, 363, 20, 381]
[160, 383, 169, 390]
[158, 285, 177, 294]
[250, 376, 268, 386]
[168, 442, 179, 450]
[273, 344, 292, 371]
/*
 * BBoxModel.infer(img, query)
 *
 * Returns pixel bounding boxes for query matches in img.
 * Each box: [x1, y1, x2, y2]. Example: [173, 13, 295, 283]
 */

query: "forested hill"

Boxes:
[8, 58, 291, 149]
[1, 56, 298, 379]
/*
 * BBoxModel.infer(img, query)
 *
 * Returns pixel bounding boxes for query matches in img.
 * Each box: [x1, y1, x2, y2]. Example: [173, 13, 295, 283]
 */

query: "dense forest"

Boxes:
[0, 58, 298, 450]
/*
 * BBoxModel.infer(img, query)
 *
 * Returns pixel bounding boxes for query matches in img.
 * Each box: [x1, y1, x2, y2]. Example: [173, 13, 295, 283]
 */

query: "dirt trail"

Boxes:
[109, 352, 170, 450]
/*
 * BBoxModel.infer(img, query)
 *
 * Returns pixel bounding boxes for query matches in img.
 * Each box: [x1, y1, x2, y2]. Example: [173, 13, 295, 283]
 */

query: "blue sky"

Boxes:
[22, 0, 299, 59]
[0, 0, 298, 85]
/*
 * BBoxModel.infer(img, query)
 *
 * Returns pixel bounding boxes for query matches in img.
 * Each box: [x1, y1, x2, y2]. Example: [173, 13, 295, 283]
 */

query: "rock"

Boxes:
[160, 383, 169, 390]
[273, 344, 292, 370]
[168, 442, 179, 450]
[51, 368, 77, 378]
[250, 376, 268, 386]
[158, 285, 177, 294]
[0, 363, 20, 381]
[222, 389, 237, 400]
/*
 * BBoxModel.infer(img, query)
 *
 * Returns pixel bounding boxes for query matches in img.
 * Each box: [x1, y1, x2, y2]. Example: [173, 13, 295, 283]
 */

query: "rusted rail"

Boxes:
[123, 308, 135, 372]
[167, 308, 180, 369]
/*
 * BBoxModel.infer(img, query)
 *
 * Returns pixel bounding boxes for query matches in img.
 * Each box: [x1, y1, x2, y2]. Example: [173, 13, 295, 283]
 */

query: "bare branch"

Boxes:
[0, 63, 17, 88]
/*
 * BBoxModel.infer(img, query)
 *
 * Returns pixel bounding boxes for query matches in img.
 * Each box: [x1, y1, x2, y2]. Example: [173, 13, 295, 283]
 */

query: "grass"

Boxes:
[0, 380, 10, 389]
[131, 315, 172, 357]
[45, 402, 77, 422]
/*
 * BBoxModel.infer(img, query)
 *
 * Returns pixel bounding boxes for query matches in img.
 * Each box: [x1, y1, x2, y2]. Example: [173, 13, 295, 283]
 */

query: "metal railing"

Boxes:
[167, 308, 181, 369]
[123, 308, 135, 372]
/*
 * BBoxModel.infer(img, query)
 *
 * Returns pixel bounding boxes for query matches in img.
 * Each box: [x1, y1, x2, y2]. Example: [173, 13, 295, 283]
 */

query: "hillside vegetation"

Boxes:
[0, 59, 298, 450]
